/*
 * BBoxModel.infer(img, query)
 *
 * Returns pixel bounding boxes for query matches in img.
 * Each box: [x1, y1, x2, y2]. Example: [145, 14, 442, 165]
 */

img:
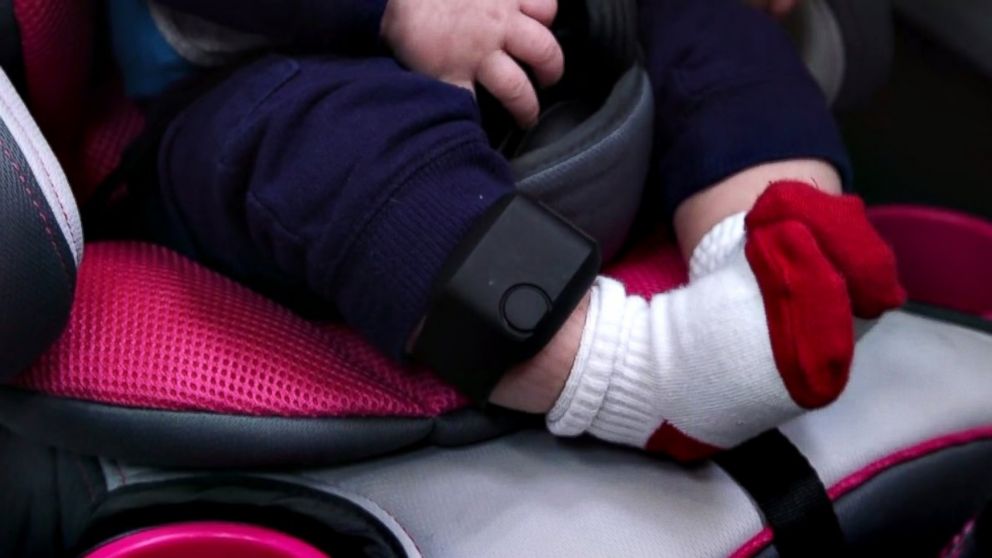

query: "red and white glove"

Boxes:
[546, 181, 906, 460]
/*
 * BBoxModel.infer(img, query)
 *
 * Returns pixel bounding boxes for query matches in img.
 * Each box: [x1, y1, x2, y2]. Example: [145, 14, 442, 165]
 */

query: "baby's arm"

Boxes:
[152, 0, 564, 128]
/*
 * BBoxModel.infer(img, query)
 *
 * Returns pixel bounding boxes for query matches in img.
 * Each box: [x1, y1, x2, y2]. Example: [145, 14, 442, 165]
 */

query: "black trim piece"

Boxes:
[0, 0, 25, 95]
[828, 0, 895, 110]
[716, 430, 847, 558]
[413, 193, 599, 402]
[73, 476, 408, 558]
[0, 389, 528, 468]
[0, 427, 106, 557]
[902, 301, 992, 334]
[58, 450, 108, 554]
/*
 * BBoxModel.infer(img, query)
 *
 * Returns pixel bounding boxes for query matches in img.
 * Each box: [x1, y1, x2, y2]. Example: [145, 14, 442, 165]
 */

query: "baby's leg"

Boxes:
[156, 55, 514, 359]
[498, 0, 904, 459]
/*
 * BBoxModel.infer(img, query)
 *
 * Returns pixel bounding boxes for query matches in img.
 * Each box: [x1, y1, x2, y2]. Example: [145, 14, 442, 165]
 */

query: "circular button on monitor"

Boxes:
[502, 284, 552, 333]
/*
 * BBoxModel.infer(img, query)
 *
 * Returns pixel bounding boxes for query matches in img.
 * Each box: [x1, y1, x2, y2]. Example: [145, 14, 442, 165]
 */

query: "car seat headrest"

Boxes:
[481, 0, 652, 262]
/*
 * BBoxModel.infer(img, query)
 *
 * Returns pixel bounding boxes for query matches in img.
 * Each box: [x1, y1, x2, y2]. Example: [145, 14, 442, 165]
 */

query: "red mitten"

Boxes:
[746, 181, 907, 318]
[745, 181, 907, 408]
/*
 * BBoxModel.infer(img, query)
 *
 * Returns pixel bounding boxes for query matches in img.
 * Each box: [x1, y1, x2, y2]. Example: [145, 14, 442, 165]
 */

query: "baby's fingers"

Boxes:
[505, 13, 565, 88]
[519, 0, 557, 27]
[477, 50, 540, 128]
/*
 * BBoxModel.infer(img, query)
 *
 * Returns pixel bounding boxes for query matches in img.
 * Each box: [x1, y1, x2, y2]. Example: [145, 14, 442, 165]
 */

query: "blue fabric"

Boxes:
[638, 0, 852, 213]
[151, 0, 853, 363]
[108, 0, 388, 98]
[106, 0, 195, 99]
[157, 56, 513, 358]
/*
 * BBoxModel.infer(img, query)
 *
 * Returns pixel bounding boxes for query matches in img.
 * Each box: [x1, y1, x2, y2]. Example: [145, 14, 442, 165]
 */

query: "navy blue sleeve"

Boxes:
[152, 0, 388, 51]
[637, 0, 853, 214]
[157, 55, 513, 358]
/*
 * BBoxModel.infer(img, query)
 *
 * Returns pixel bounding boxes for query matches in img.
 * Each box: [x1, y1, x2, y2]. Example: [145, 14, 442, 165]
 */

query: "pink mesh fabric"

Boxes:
[14, 0, 144, 200]
[75, 84, 145, 201]
[16, 243, 467, 417]
[13, 0, 92, 150]
[605, 229, 688, 297]
[15, 238, 686, 417]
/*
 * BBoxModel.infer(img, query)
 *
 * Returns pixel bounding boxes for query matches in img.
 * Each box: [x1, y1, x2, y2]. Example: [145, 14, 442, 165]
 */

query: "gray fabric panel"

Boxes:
[148, 1, 269, 67]
[291, 431, 758, 558]
[754, 439, 992, 558]
[786, 0, 846, 105]
[514, 67, 653, 262]
[0, 390, 525, 468]
[106, 437, 992, 558]
[229, 312, 992, 558]
[91, 311, 992, 557]
[0, 120, 75, 380]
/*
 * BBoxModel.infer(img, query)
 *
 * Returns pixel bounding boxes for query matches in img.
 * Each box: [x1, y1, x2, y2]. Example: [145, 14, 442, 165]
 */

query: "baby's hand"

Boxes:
[746, 0, 799, 17]
[381, 0, 564, 128]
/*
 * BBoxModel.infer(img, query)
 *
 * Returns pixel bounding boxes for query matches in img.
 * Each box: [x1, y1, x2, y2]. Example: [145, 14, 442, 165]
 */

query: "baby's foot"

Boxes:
[547, 181, 904, 460]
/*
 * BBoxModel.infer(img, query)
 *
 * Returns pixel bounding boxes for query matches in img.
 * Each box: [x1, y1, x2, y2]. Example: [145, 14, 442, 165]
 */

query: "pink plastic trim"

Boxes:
[84, 521, 329, 558]
[729, 425, 992, 558]
[868, 205, 992, 318]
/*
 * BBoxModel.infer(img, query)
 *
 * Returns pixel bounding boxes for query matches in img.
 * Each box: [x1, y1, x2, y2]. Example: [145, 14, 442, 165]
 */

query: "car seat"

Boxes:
[2, 1, 992, 557]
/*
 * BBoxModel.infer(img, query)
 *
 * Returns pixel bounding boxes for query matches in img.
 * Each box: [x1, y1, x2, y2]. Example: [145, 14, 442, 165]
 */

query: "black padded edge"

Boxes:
[0, 0, 24, 95]
[0, 119, 76, 381]
[513, 66, 653, 261]
[73, 476, 407, 558]
[754, 438, 992, 558]
[0, 389, 529, 468]
[0, 426, 105, 556]
[902, 301, 992, 335]
[827, 0, 895, 110]
[511, 66, 649, 184]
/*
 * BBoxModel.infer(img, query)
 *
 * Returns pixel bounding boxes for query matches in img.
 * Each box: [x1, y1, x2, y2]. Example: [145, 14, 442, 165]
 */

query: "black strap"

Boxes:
[716, 430, 848, 558]
[413, 194, 599, 402]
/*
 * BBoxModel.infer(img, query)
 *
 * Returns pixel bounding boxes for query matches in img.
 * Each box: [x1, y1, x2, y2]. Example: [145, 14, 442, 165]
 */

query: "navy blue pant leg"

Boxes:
[636, 0, 852, 214]
[156, 55, 515, 358]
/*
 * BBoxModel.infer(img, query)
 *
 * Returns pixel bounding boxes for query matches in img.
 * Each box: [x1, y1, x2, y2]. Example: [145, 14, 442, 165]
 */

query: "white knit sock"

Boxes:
[547, 213, 803, 453]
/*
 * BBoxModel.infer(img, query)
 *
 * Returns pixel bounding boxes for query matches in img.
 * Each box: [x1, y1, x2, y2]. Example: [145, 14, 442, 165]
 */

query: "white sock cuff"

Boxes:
[688, 212, 747, 280]
[585, 297, 660, 447]
[546, 276, 628, 437]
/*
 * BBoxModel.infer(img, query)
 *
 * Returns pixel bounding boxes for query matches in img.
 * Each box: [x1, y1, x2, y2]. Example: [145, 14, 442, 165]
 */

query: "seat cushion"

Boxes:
[94, 311, 992, 557]
[1, 231, 688, 466]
